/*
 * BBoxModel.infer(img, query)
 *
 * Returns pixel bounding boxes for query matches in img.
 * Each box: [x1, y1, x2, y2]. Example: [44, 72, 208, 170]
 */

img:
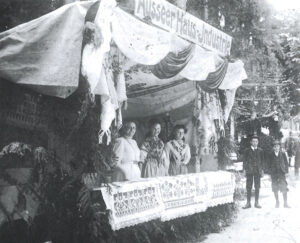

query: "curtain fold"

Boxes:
[199, 59, 229, 93]
[151, 45, 195, 79]
[180, 46, 220, 81]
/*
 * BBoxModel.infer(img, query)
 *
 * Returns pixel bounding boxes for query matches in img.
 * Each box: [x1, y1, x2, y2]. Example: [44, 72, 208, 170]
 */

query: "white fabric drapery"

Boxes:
[0, 1, 94, 98]
[81, 0, 117, 95]
[0, 2, 248, 142]
[218, 60, 247, 90]
[224, 88, 238, 122]
[180, 46, 222, 81]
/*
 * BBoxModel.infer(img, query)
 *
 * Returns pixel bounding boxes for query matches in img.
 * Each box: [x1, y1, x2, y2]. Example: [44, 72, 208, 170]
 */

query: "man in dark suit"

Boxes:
[242, 135, 265, 209]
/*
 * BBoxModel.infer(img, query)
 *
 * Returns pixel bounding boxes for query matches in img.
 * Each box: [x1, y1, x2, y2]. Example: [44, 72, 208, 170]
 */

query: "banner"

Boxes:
[112, 7, 172, 65]
[134, 0, 232, 56]
[99, 171, 235, 230]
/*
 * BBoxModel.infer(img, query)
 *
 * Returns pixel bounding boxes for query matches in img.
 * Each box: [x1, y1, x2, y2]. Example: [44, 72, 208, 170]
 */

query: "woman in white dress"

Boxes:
[165, 125, 191, 176]
[111, 121, 142, 182]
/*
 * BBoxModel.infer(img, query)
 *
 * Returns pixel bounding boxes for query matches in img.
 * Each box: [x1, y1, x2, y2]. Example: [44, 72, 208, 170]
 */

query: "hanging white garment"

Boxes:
[111, 8, 171, 65]
[81, 0, 116, 94]
[115, 69, 127, 103]
[100, 98, 116, 131]
[223, 88, 237, 122]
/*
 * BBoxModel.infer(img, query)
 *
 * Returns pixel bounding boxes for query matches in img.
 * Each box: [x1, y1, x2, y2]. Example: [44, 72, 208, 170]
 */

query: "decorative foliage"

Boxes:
[186, 0, 299, 120]
[78, 198, 237, 243]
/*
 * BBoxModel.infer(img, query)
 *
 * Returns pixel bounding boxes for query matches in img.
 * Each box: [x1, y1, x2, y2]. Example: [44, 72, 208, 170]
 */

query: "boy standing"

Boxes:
[269, 140, 290, 208]
[242, 135, 265, 209]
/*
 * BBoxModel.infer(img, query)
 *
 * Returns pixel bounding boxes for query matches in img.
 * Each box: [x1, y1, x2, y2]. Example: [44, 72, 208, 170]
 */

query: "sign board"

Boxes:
[134, 0, 232, 56]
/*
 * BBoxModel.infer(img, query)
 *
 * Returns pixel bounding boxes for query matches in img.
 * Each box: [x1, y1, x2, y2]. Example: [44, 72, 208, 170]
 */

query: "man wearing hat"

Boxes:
[268, 140, 290, 208]
[242, 134, 265, 209]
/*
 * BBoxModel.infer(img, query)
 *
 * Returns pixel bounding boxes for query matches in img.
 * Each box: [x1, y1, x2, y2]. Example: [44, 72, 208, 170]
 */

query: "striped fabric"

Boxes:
[199, 59, 229, 92]
[151, 44, 195, 79]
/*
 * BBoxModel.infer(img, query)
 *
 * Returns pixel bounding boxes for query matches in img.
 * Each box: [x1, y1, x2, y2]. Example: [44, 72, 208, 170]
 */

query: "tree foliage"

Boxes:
[187, 0, 299, 121]
[0, 0, 63, 32]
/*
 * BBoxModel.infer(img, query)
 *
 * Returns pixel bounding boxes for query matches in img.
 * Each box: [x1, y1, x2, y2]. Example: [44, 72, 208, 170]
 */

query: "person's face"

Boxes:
[273, 144, 280, 153]
[150, 124, 161, 138]
[124, 122, 136, 138]
[175, 128, 185, 140]
[250, 138, 259, 148]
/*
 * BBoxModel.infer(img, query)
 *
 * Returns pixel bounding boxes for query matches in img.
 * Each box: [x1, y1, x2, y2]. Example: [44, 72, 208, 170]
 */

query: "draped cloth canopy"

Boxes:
[0, 0, 248, 136]
[0, 2, 93, 98]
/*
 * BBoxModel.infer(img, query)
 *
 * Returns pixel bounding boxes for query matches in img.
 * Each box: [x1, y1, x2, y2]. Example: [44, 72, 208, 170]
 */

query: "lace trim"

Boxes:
[109, 212, 162, 231]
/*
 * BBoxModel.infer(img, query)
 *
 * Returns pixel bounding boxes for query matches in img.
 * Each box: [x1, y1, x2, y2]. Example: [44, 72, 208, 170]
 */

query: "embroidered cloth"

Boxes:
[159, 173, 209, 221]
[98, 171, 235, 230]
[100, 179, 163, 231]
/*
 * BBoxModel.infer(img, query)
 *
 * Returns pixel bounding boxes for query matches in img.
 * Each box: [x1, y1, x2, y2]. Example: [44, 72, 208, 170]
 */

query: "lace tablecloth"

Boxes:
[97, 171, 235, 230]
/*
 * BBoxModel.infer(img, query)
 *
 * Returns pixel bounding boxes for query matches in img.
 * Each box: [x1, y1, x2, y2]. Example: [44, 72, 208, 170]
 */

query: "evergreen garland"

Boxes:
[79, 201, 237, 243]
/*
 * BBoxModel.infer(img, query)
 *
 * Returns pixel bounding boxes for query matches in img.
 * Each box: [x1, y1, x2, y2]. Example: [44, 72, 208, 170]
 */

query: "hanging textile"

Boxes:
[111, 8, 171, 65]
[197, 91, 223, 155]
[96, 54, 118, 144]
[218, 60, 247, 90]
[151, 44, 195, 79]
[180, 46, 221, 81]
[0, 1, 94, 98]
[223, 88, 237, 122]
[81, 0, 116, 94]
[199, 59, 229, 93]
[114, 49, 128, 103]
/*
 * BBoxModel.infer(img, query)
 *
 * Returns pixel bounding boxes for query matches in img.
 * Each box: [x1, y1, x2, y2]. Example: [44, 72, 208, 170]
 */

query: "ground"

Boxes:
[202, 168, 300, 243]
